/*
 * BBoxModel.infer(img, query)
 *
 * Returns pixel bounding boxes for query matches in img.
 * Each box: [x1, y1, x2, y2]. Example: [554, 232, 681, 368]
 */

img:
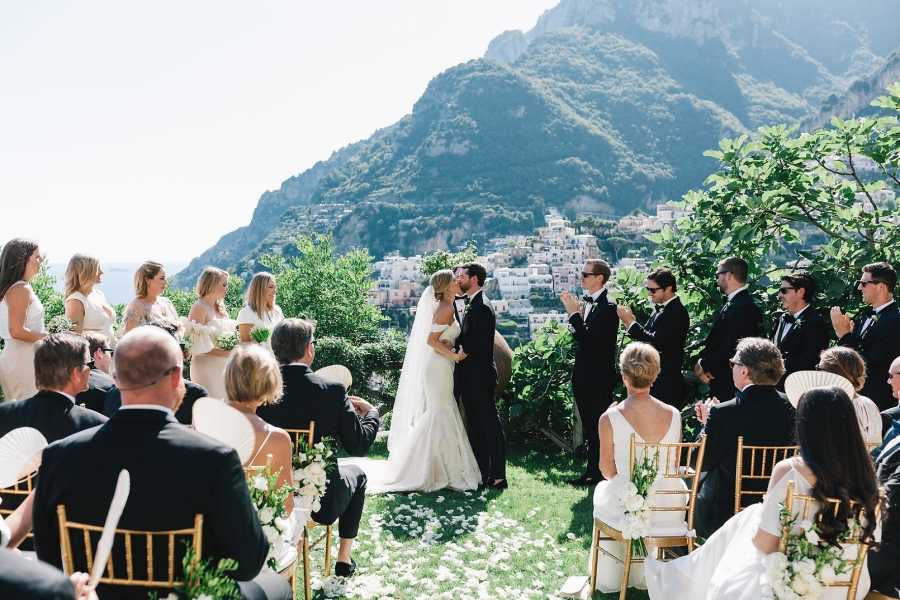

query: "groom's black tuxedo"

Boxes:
[698, 289, 764, 402]
[455, 290, 506, 482]
[869, 433, 900, 595]
[32, 407, 276, 600]
[839, 301, 900, 410]
[626, 296, 690, 408]
[772, 307, 831, 387]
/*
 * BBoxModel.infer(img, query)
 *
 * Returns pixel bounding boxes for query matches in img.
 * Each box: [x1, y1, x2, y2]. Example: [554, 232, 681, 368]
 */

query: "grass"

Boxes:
[303, 438, 651, 600]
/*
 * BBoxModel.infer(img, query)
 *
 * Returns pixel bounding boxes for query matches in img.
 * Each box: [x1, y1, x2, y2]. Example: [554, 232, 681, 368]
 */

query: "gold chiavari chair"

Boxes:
[864, 592, 900, 600]
[0, 470, 37, 541]
[56, 505, 202, 590]
[782, 480, 873, 600]
[734, 436, 800, 514]
[589, 434, 707, 600]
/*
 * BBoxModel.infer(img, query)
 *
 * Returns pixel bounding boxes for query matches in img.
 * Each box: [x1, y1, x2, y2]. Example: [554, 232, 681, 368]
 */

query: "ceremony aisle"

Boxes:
[306, 439, 650, 600]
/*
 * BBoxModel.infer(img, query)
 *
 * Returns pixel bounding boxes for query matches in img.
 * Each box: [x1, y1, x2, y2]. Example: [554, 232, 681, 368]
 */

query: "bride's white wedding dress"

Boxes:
[342, 288, 481, 492]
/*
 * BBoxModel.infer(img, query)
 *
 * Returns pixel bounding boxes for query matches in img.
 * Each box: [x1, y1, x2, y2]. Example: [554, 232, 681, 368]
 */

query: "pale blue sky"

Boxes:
[0, 0, 557, 262]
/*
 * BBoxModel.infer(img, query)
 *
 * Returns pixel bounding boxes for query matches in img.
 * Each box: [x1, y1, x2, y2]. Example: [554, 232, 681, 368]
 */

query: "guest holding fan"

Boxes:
[237, 272, 284, 348]
[63, 254, 115, 341]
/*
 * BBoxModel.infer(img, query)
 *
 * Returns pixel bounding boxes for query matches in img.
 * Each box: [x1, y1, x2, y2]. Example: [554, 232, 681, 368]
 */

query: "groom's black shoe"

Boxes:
[335, 559, 357, 578]
[567, 474, 600, 487]
[488, 479, 508, 490]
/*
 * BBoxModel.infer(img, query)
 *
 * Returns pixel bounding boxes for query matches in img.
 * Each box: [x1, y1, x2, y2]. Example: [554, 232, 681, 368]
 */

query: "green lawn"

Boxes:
[304, 439, 651, 600]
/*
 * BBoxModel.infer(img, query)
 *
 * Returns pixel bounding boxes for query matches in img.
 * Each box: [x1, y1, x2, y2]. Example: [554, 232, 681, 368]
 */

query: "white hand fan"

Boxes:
[89, 469, 131, 588]
[192, 397, 256, 464]
[315, 364, 353, 390]
[0, 427, 48, 488]
[784, 370, 856, 408]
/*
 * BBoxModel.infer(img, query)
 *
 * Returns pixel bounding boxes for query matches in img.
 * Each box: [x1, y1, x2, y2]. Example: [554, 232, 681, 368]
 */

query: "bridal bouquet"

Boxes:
[762, 506, 857, 600]
[151, 544, 240, 600]
[247, 466, 294, 571]
[250, 327, 271, 344]
[47, 315, 75, 334]
[293, 435, 335, 513]
[617, 450, 660, 557]
[215, 331, 239, 351]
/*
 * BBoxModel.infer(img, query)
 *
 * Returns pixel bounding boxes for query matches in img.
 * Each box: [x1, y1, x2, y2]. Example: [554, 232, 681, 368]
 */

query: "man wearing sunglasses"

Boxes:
[772, 272, 830, 387]
[832, 261, 900, 411]
[560, 259, 619, 486]
[74, 331, 116, 413]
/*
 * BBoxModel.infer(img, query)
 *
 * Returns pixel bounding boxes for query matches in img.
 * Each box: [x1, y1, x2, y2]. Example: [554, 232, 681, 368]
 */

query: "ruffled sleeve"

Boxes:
[236, 305, 259, 327]
[182, 317, 219, 355]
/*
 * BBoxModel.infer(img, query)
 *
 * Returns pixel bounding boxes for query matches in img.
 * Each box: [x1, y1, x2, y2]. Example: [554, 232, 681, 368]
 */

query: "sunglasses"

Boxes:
[857, 280, 885, 287]
[715, 270, 730, 277]
[581, 272, 598, 278]
[778, 286, 795, 295]
[729, 359, 744, 368]
[645, 286, 661, 294]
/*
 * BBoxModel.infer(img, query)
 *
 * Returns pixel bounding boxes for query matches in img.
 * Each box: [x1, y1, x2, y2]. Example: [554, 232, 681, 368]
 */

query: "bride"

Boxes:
[343, 269, 482, 492]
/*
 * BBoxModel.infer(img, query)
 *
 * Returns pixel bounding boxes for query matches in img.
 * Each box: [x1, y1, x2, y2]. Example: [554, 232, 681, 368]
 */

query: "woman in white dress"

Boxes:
[343, 269, 481, 492]
[63, 254, 116, 342]
[645, 386, 883, 600]
[185, 267, 234, 399]
[237, 272, 283, 349]
[0, 239, 46, 401]
[590, 342, 687, 592]
[817, 347, 883, 444]
[122, 261, 181, 336]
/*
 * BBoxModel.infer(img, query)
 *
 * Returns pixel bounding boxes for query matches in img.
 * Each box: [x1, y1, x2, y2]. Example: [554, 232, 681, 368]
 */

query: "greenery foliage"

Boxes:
[149, 544, 240, 600]
[420, 241, 478, 278]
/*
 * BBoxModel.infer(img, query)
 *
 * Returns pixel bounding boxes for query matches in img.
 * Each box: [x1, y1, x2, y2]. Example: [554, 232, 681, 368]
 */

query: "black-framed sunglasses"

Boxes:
[102, 347, 115, 356]
[857, 279, 885, 287]
[729, 359, 744, 368]
[778, 286, 795, 295]
[581, 272, 598, 278]
[716, 270, 731, 277]
[645, 286, 661, 294]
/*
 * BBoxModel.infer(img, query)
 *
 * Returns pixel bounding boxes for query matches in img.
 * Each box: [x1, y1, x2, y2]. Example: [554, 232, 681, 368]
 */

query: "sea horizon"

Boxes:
[48, 261, 190, 306]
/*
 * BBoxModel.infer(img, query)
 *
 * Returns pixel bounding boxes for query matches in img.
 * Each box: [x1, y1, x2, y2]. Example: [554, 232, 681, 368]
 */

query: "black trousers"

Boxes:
[573, 380, 613, 479]
[238, 568, 292, 600]
[460, 369, 506, 481]
[312, 464, 367, 539]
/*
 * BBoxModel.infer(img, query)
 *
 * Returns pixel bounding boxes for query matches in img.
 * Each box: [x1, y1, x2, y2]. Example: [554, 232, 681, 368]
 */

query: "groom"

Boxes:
[455, 263, 507, 489]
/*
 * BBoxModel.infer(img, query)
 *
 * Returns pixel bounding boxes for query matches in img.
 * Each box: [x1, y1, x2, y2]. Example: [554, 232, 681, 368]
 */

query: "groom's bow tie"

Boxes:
[582, 295, 595, 304]
[456, 295, 470, 304]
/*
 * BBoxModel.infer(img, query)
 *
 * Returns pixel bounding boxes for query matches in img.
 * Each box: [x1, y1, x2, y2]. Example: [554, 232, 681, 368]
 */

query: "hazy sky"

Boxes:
[0, 1, 557, 263]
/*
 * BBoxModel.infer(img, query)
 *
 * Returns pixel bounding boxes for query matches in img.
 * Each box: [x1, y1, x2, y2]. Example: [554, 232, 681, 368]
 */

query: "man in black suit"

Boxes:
[75, 332, 116, 413]
[617, 267, 690, 408]
[0, 547, 95, 600]
[883, 356, 900, 436]
[258, 318, 379, 578]
[694, 337, 795, 538]
[32, 326, 289, 600]
[832, 261, 900, 411]
[561, 259, 619, 486]
[455, 262, 507, 489]
[694, 256, 764, 403]
[772, 272, 831, 387]
[0, 333, 107, 442]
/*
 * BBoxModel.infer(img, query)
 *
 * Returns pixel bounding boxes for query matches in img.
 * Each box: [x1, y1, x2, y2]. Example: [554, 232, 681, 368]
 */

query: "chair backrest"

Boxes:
[780, 481, 871, 600]
[56, 505, 203, 589]
[734, 436, 800, 514]
[628, 434, 707, 532]
[243, 453, 274, 479]
[283, 422, 315, 453]
[0, 470, 37, 537]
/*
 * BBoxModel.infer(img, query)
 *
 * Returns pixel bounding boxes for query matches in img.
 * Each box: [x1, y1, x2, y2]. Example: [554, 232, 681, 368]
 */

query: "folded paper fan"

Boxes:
[0, 427, 48, 488]
[315, 364, 353, 390]
[784, 370, 856, 408]
[192, 397, 256, 464]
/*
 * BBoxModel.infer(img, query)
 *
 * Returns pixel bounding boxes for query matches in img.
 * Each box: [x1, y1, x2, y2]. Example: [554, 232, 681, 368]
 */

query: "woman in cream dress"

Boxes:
[237, 272, 283, 350]
[123, 261, 181, 336]
[0, 239, 46, 401]
[185, 267, 234, 399]
[817, 347, 883, 444]
[64, 254, 116, 343]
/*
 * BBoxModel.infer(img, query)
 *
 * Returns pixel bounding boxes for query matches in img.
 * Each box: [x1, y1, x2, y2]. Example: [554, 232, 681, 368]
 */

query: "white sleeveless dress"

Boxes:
[645, 460, 874, 599]
[236, 304, 283, 351]
[66, 289, 116, 342]
[342, 320, 482, 492]
[590, 403, 687, 592]
[0, 281, 45, 401]
[184, 301, 233, 400]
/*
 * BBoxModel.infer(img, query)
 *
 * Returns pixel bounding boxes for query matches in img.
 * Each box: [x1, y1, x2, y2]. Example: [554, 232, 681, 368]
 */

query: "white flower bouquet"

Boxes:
[247, 466, 294, 571]
[293, 435, 335, 513]
[617, 450, 660, 557]
[47, 314, 75, 334]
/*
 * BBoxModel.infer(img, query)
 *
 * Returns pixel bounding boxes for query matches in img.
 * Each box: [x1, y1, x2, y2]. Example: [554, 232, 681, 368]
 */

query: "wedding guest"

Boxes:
[694, 337, 794, 538]
[617, 267, 690, 408]
[122, 261, 180, 335]
[0, 548, 97, 600]
[32, 326, 290, 600]
[258, 318, 379, 578]
[64, 254, 115, 341]
[0, 238, 47, 401]
[832, 261, 900, 411]
[590, 343, 685, 592]
[560, 259, 618, 487]
[817, 347, 882, 445]
[694, 257, 764, 403]
[0, 333, 107, 442]
[185, 266, 232, 399]
[647, 386, 882, 599]
[226, 344, 294, 515]
[237, 272, 284, 347]
[772, 272, 830, 386]
[882, 356, 900, 440]
[74, 331, 116, 414]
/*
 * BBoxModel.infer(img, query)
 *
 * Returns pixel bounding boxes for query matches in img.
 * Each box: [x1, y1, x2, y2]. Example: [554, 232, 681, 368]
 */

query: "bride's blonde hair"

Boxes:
[430, 269, 454, 301]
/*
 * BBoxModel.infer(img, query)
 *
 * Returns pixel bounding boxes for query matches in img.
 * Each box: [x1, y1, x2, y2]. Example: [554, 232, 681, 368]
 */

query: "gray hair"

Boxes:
[114, 326, 182, 389]
[732, 337, 785, 386]
[271, 318, 315, 365]
[34, 333, 90, 390]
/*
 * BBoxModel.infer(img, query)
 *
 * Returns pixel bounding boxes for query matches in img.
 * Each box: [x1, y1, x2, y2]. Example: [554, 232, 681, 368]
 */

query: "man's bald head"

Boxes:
[115, 326, 184, 408]
[890, 356, 900, 401]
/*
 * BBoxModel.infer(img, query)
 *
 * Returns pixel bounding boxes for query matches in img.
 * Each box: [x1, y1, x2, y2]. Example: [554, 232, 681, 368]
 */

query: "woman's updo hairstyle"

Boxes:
[430, 269, 454, 301]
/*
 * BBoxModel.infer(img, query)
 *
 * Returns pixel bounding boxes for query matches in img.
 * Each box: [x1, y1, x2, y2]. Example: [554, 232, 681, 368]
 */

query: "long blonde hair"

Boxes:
[196, 266, 228, 316]
[245, 272, 276, 318]
[134, 261, 164, 298]
[64, 254, 101, 297]
[430, 269, 454, 301]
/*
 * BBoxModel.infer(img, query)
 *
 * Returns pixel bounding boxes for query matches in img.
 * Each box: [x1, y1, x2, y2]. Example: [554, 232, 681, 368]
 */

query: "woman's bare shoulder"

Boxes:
[432, 303, 455, 325]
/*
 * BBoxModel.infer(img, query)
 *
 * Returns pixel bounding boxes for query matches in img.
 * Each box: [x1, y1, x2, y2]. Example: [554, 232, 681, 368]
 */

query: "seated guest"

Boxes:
[0, 548, 96, 600]
[75, 331, 115, 413]
[694, 337, 795, 539]
[832, 261, 900, 410]
[32, 326, 290, 600]
[817, 347, 882, 445]
[869, 355, 900, 595]
[257, 318, 380, 578]
[0, 333, 107, 441]
[882, 356, 900, 437]
[772, 272, 830, 386]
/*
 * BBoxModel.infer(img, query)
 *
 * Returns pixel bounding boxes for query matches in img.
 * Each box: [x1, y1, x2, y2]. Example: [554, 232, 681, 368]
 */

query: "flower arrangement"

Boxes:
[250, 327, 271, 344]
[247, 466, 294, 571]
[617, 450, 660, 557]
[293, 435, 335, 513]
[47, 315, 75, 334]
[150, 544, 240, 600]
[762, 506, 858, 600]
[215, 331, 239, 351]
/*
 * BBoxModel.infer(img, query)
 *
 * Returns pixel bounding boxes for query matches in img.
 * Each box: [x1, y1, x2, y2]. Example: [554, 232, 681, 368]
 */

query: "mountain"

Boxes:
[173, 0, 896, 287]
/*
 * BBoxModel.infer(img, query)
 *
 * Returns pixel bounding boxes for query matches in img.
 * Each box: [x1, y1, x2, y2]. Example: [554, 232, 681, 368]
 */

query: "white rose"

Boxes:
[274, 516, 290, 533]
[308, 462, 325, 478]
[263, 524, 279, 542]
[804, 528, 820, 545]
[791, 576, 809, 595]
[795, 558, 816, 577]
[624, 494, 646, 512]
[253, 475, 268, 491]
[259, 506, 275, 524]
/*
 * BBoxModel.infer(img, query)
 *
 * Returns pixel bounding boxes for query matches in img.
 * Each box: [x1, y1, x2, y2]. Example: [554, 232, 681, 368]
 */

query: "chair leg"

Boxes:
[323, 524, 333, 576]
[302, 528, 312, 600]
[589, 521, 600, 593]
[619, 541, 633, 600]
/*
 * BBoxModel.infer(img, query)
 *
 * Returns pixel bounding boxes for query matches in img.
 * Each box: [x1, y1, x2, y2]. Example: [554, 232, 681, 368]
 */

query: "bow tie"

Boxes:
[782, 313, 796, 324]
[653, 304, 664, 313]
[864, 308, 876, 319]
[457, 296, 470, 305]
[582, 295, 595, 304]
